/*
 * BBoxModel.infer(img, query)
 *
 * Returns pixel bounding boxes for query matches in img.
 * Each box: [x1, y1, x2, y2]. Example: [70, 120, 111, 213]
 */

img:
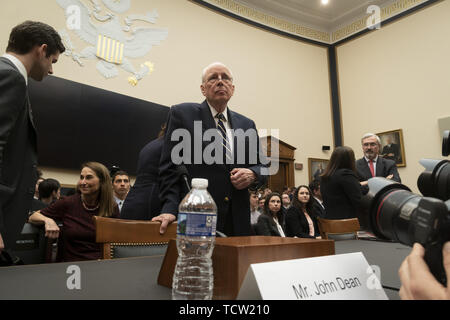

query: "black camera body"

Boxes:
[362, 131, 450, 286]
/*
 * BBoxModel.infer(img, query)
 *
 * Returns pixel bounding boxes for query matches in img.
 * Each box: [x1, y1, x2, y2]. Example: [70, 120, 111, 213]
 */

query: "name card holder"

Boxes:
[237, 252, 388, 300]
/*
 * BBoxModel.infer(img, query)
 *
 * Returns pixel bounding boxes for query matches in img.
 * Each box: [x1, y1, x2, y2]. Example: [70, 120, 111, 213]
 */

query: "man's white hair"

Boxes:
[201, 62, 234, 83]
[361, 133, 381, 145]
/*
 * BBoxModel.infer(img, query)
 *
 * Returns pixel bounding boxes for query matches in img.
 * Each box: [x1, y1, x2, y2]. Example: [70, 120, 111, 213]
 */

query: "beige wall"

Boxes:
[337, 0, 450, 193]
[2, 0, 333, 188]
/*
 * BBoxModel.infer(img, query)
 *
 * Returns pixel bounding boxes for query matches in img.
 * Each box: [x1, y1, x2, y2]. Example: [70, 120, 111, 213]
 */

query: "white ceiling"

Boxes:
[235, 0, 395, 31]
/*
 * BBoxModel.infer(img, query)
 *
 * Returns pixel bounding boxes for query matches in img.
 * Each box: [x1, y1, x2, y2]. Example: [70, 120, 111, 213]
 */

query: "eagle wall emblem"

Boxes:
[57, 0, 169, 86]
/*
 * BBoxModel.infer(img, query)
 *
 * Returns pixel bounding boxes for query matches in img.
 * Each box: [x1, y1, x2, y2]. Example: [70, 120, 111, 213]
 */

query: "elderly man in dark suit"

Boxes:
[356, 133, 401, 194]
[0, 21, 65, 254]
[153, 62, 267, 236]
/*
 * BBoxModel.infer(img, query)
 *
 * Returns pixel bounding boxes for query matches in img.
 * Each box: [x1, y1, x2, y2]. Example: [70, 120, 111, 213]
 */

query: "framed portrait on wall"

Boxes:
[308, 158, 329, 183]
[377, 129, 406, 167]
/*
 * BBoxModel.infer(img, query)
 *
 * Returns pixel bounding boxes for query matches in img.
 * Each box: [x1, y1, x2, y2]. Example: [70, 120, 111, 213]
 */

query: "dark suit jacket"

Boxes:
[311, 197, 326, 218]
[356, 157, 401, 195]
[255, 211, 285, 237]
[285, 206, 320, 238]
[159, 101, 267, 236]
[121, 137, 163, 220]
[320, 169, 362, 220]
[356, 157, 401, 183]
[0, 57, 38, 249]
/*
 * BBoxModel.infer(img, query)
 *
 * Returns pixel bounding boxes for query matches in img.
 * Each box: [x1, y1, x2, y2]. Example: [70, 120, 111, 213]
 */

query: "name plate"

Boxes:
[237, 252, 388, 300]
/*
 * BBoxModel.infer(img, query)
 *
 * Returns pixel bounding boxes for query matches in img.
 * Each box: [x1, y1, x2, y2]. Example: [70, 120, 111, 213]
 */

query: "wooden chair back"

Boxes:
[94, 216, 177, 259]
[317, 217, 360, 240]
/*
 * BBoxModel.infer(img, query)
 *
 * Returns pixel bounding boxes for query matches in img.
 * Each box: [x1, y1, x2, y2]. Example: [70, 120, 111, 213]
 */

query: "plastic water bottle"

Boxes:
[172, 178, 217, 300]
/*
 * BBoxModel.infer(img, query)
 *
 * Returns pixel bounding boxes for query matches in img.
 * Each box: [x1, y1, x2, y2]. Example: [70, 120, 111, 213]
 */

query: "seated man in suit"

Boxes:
[112, 170, 131, 213]
[356, 133, 401, 194]
[309, 179, 326, 218]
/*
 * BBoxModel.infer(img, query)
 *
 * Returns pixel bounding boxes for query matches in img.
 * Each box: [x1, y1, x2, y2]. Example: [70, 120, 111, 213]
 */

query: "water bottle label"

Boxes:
[177, 212, 217, 237]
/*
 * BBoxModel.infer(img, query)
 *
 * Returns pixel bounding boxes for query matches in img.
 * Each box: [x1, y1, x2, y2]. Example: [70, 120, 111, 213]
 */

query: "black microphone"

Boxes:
[177, 165, 191, 192]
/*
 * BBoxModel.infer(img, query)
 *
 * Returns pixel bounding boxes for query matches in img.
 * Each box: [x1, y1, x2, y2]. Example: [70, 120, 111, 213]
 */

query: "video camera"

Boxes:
[361, 131, 450, 286]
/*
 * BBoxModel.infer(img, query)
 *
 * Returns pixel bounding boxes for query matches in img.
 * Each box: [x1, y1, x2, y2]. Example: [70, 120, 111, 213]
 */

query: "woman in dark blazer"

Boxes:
[285, 185, 321, 239]
[320, 146, 362, 220]
[255, 193, 286, 237]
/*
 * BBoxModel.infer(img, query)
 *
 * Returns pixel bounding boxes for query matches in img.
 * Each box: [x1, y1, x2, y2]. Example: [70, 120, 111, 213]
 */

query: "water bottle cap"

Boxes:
[191, 178, 208, 188]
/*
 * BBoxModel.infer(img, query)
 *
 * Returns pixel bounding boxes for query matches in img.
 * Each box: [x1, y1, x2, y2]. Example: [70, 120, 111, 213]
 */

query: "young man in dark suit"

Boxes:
[309, 179, 326, 218]
[154, 62, 267, 236]
[0, 21, 65, 254]
[356, 133, 401, 194]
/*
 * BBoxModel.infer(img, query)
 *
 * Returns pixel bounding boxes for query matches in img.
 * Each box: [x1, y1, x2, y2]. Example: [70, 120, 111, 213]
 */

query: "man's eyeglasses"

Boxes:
[363, 142, 378, 147]
[206, 74, 233, 84]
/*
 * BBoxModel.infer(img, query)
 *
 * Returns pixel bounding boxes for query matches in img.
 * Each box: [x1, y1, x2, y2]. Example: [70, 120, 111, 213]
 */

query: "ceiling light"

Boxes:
[321, 0, 329, 5]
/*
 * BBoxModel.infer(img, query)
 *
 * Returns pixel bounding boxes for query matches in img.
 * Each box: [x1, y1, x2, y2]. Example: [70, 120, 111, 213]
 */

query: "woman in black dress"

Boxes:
[320, 146, 362, 220]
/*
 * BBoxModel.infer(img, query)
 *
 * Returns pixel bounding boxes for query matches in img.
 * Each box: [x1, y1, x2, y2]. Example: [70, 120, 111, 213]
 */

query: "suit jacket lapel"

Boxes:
[359, 159, 372, 179]
[376, 158, 385, 177]
[26, 93, 37, 132]
[227, 108, 236, 160]
[199, 100, 216, 131]
[0, 58, 37, 133]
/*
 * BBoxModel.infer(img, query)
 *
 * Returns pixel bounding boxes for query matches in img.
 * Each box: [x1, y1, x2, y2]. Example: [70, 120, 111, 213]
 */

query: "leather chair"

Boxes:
[11, 222, 62, 264]
[317, 217, 360, 240]
[93, 216, 177, 259]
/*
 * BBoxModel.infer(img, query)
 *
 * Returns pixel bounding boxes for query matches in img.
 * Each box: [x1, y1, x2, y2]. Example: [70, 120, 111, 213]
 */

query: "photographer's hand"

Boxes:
[399, 242, 450, 300]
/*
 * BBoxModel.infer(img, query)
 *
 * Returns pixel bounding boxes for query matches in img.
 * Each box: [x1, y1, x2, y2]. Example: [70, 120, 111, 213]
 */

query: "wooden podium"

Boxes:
[158, 236, 335, 300]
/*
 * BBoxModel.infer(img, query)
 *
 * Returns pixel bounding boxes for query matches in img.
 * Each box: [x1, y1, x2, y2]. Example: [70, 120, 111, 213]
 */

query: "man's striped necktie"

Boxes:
[215, 113, 233, 163]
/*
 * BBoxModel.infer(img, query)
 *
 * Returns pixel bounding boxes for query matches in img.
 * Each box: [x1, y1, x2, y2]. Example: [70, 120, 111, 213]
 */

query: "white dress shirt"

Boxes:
[114, 196, 125, 212]
[250, 209, 261, 225]
[273, 216, 286, 237]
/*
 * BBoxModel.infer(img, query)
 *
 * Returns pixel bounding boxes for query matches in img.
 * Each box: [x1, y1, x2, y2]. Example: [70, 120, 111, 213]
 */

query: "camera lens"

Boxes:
[363, 177, 448, 247]
[363, 177, 415, 242]
[418, 159, 450, 200]
[373, 188, 421, 245]
[442, 130, 450, 156]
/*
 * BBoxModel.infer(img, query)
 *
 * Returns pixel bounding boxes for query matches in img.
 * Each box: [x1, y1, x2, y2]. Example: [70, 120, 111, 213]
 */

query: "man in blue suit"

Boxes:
[153, 62, 267, 236]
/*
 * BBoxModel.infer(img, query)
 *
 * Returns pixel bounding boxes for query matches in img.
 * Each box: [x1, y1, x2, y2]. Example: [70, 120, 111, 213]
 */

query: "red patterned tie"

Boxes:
[369, 160, 375, 177]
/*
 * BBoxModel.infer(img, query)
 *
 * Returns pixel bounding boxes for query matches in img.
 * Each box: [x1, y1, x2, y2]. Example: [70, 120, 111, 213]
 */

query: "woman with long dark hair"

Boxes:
[29, 162, 119, 261]
[255, 192, 286, 237]
[320, 146, 362, 219]
[285, 185, 321, 238]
